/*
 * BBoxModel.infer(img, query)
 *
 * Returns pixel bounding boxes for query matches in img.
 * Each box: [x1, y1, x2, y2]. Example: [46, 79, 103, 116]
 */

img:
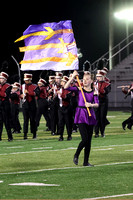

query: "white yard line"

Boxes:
[93, 143, 133, 148]
[0, 147, 79, 156]
[0, 181, 3, 183]
[32, 147, 53, 150]
[83, 193, 133, 200]
[125, 150, 133, 151]
[107, 127, 122, 128]
[106, 116, 116, 118]
[0, 161, 133, 175]
[0, 144, 133, 156]
[4, 146, 23, 149]
[9, 182, 60, 186]
[0, 147, 77, 156]
[93, 148, 113, 151]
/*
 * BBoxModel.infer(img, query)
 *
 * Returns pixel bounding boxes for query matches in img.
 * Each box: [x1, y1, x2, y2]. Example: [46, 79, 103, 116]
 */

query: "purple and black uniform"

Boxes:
[67, 86, 99, 166]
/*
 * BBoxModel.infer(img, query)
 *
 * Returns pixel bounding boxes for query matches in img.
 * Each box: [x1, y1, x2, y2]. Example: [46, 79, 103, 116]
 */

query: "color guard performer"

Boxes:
[21, 73, 37, 140]
[0, 72, 13, 141]
[94, 70, 111, 138]
[64, 70, 99, 167]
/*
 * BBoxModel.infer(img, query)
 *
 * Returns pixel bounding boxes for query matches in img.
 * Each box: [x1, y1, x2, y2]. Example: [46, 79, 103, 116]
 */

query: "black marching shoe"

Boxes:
[73, 155, 78, 165]
[15, 130, 21, 134]
[127, 124, 132, 130]
[95, 134, 99, 138]
[83, 163, 94, 167]
[122, 122, 126, 130]
[11, 129, 16, 134]
[33, 132, 37, 139]
[8, 138, 13, 142]
[58, 136, 64, 141]
[101, 133, 105, 138]
[67, 136, 72, 141]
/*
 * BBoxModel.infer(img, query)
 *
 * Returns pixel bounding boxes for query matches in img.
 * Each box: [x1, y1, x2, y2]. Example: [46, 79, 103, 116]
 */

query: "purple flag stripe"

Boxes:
[23, 20, 72, 35]
[24, 33, 74, 46]
[23, 47, 77, 61]
[21, 59, 78, 71]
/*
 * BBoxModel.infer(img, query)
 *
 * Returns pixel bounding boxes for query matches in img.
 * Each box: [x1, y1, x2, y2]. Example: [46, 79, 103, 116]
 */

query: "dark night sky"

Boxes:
[0, 0, 133, 81]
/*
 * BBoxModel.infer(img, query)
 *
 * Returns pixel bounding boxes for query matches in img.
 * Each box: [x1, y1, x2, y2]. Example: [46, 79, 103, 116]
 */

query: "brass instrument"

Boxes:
[117, 84, 133, 99]
[117, 85, 130, 88]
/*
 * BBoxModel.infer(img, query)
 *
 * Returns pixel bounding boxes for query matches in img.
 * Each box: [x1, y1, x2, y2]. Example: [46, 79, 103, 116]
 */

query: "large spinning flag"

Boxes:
[15, 20, 79, 71]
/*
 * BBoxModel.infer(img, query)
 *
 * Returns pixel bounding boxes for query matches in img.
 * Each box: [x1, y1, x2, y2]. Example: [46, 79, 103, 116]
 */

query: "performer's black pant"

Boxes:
[49, 103, 59, 134]
[22, 100, 37, 138]
[75, 123, 93, 165]
[122, 116, 133, 128]
[95, 98, 108, 136]
[58, 105, 72, 138]
[0, 100, 13, 140]
[122, 99, 133, 128]
[36, 99, 51, 130]
[11, 103, 21, 132]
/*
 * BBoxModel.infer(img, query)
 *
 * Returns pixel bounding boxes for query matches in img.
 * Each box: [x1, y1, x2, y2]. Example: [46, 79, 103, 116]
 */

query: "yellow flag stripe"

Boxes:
[19, 43, 63, 52]
[20, 53, 77, 66]
[19, 41, 76, 52]
[20, 57, 66, 64]
[15, 29, 73, 43]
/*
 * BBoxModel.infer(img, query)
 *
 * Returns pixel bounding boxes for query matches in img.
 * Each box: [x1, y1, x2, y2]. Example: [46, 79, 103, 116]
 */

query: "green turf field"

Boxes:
[0, 111, 133, 199]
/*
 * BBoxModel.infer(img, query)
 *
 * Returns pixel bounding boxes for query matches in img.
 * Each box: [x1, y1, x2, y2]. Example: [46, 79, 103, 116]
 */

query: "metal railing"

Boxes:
[91, 32, 133, 71]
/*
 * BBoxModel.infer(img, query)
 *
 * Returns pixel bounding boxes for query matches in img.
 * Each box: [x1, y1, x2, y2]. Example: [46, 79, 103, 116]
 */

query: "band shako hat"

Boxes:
[55, 72, 63, 79]
[24, 73, 32, 81]
[38, 78, 47, 85]
[49, 76, 55, 82]
[96, 70, 106, 77]
[61, 76, 69, 83]
[0, 72, 9, 80]
[12, 82, 21, 88]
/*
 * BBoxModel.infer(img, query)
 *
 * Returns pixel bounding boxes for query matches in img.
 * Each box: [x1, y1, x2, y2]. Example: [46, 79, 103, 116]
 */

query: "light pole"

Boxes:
[109, 0, 114, 70]
[114, 8, 133, 55]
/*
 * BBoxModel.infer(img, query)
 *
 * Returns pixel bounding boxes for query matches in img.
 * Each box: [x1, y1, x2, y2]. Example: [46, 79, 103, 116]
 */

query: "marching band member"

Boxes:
[48, 72, 63, 135]
[35, 78, 51, 131]
[102, 67, 111, 83]
[94, 70, 111, 138]
[69, 73, 78, 133]
[64, 70, 99, 167]
[121, 83, 133, 130]
[21, 73, 37, 140]
[48, 76, 55, 88]
[0, 72, 13, 141]
[10, 82, 21, 134]
[57, 76, 73, 141]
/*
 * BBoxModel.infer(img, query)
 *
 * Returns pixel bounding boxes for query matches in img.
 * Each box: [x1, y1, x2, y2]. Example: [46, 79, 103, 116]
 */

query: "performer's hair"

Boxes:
[83, 73, 94, 90]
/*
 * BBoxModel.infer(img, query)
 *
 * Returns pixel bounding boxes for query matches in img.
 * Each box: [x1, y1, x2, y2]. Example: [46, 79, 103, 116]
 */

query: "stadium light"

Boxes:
[114, 8, 133, 55]
[114, 8, 133, 21]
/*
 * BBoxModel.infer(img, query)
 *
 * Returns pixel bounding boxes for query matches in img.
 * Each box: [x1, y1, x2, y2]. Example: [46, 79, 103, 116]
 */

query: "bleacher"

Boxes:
[92, 33, 133, 110]
[108, 53, 133, 109]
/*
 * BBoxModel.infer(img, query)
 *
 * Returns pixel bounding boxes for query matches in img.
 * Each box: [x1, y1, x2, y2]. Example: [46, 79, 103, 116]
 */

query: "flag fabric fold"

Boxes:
[15, 20, 79, 71]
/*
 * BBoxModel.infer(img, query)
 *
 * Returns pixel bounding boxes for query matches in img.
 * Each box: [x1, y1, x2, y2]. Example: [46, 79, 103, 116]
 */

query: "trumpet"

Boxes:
[117, 85, 130, 88]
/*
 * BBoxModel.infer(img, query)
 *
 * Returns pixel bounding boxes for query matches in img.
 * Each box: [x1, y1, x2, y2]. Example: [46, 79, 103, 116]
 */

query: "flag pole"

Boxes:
[76, 75, 91, 117]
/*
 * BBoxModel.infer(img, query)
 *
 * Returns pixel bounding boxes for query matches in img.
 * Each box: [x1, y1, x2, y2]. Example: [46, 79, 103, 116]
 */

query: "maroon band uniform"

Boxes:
[0, 72, 13, 141]
[21, 73, 37, 139]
